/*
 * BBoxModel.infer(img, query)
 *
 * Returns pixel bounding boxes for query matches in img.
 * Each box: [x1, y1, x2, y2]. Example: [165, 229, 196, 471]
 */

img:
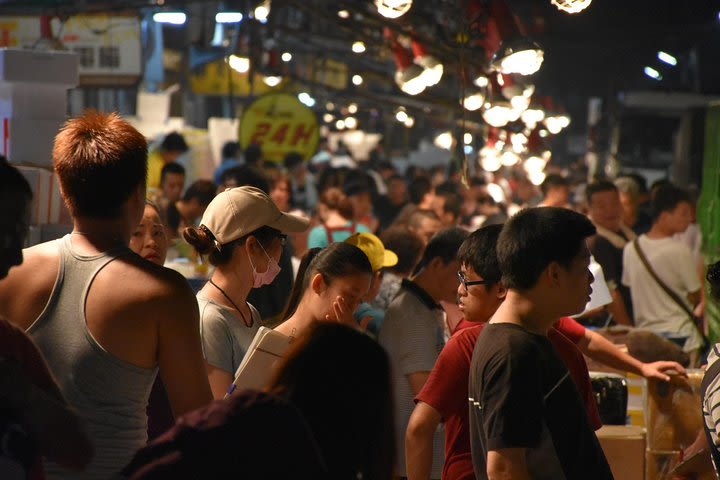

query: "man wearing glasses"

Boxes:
[379, 227, 469, 479]
[405, 223, 684, 480]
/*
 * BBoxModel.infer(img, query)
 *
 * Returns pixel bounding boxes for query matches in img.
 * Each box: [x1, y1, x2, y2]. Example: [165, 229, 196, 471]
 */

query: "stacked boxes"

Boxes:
[0, 48, 78, 167]
[646, 370, 705, 480]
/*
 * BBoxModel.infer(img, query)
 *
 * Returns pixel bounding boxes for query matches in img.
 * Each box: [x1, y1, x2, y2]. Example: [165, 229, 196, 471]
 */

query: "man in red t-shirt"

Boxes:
[405, 224, 685, 480]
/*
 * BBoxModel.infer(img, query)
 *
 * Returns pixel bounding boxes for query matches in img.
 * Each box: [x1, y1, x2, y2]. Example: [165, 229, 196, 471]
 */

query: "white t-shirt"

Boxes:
[622, 235, 702, 352]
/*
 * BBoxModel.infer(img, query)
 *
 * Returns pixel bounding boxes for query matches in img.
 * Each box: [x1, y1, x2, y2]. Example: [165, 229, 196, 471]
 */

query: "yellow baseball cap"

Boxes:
[345, 232, 398, 272]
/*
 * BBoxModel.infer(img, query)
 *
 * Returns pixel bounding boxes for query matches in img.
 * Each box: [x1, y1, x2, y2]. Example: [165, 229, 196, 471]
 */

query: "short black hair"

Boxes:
[540, 174, 569, 197]
[439, 191, 462, 218]
[585, 180, 618, 205]
[408, 176, 433, 205]
[498, 207, 596, 290]
[221, 165, 270, 194]
[458, 224, 503, 288]
[161, 132, 188, 153]
[416, 227, 469, 271]
[707, 260, 720, 299]
[435, 181, 457, 195]
[182, 180, 217, 206]
[245, 144, 263, 166]
[651, 184, 691, 222]
[160, 162, 185, 183]
[221, 141, 241, 159]
[379, 226, 424, 275]
[284, 152, 304, 170]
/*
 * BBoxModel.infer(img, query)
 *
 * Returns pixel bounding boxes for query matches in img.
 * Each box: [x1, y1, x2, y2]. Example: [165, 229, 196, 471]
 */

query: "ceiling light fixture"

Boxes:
[395, 109, 408, 123]
[482, 101, 513, 128]
[338, 10, 350, 19]
[411, 38, 443, 87]
[644, 66, 662, 80]
[263, 75, 282, 87]
[335, 119, 346, 130]
[352, 41, 366, 53]
[352, 74, 363, 85]
[375, 0, 413, 19]
[404, 116, 415, 127]
[462, 91, 486, 111]
[323, 113, 334, 123]
[550, 0, 592, 14]
[434, 132, 453, 150]
[344, 116, 358, 129]
[348, 103, 359, 114]
[657, 51, 677, 66]
[153, 11, 187, 25]
[216, 12, 243, 23]
[228, 55, 250, 73]
[491, 38, 544, 76]
[254, 0, 271, 23]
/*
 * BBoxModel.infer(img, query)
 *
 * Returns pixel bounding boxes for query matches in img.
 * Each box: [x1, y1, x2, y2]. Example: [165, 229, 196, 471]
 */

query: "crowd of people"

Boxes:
[1, 108, 719, 479]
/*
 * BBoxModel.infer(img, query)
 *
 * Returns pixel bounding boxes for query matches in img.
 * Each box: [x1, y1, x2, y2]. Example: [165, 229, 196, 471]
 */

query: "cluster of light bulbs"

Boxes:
[394, 108, 415, 128]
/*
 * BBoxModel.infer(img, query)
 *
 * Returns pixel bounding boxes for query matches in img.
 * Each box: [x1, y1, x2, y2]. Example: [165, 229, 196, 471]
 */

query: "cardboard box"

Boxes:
[646, 449, 680, 480]
[646, 370, 704, 451]
[15, 165, 67, 225]
[0, 84, 67, 119]
[596, 425, 645, 480]
[3, 117, 63, 166]
[0, 49, 78, 86]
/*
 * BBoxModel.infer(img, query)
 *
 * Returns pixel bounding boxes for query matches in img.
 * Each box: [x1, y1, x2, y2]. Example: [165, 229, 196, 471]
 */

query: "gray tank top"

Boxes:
[28, 235, 158, 480]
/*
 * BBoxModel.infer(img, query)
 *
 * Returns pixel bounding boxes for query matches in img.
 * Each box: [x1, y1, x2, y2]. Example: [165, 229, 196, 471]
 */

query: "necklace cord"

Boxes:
[208, 279, 253, 328]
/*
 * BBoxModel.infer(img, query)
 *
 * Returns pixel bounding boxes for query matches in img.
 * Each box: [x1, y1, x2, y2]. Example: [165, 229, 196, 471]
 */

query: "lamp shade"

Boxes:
[490, 37, 544, 76]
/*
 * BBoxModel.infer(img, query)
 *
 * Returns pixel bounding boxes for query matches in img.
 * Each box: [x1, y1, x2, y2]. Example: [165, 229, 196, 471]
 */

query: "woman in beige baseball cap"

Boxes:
[183, 186, 309, 399]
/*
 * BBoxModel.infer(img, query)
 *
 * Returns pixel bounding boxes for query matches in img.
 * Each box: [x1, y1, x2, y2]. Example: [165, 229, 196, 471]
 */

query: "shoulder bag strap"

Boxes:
[632, 238, 695, 318]
[632, 238, 708, 351]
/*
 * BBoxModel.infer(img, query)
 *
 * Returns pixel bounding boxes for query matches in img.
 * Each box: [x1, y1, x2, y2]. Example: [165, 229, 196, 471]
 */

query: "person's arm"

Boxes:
[487, 448, 530, 480]
[0, 358, 94, 470]
[688, 289, 701, 309]
[206, 363, 234, 400]
[406, 402, 441, 480]
[157, 279, 213, 416]
[606, 289, 633, 326]
[577, 329, 685, 381]
[407, 372, 430, 396]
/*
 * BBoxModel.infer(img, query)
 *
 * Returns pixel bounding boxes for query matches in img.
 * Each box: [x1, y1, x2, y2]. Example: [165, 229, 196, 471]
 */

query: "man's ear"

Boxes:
[496, 283, 508, 300]
[310, 273, 326, 295]
[546, 261, 562, 286]
[427, 257, 443, 271]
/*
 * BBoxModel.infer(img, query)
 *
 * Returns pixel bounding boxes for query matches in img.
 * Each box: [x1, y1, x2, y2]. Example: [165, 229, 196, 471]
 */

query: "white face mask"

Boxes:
[248, 241, 281, 288]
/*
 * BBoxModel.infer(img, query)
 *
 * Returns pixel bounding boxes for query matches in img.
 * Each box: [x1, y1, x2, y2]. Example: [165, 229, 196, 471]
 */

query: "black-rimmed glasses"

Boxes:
[457, 271, 488, 290]
[278, 234, 288, 247]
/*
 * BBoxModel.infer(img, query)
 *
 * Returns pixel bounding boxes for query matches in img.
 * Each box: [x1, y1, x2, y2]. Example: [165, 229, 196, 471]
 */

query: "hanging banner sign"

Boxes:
[239, 93, 319, 162]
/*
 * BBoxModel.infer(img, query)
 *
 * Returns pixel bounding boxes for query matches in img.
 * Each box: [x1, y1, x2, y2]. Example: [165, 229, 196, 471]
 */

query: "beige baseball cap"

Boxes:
[200, 186, 309, 245]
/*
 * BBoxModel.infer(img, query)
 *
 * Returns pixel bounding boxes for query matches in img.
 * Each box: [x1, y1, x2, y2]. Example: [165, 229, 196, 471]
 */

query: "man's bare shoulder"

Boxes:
[102, 254, 195, 302]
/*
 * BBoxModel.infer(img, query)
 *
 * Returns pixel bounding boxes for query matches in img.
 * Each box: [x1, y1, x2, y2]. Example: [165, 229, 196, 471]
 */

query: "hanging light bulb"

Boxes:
[464, 133, 473, 145]
[323, 113, 334, 123]
[474, 74, 489, 88]
[228, 55, 250, 73]
[344, 116, 358, 129]
[326, 101, 335, 111]
[348, 103, 358, 114]
[462, 91, 486, 111]
[281, 52, 292, 62]
[387, 30, 426, 96]
[395, 109, 408, 123]
[523, 155, 547, 174]
[528, 170, 546, 186]
[254, 0, 271, 22]
[404, 116, 415, 127]
[482, 102, 513, 128]
[411, 38, 443, 87]
[263, 75, 282, 87]
[491, 38, 544, 76]
[352, 74, 363, 85]
[434, 132, 453, 150]
[480, 152, 502, 172]
[501, 149, 520, 166]
[375, 0, 413, 19]
[545, 116, 565, 134]
[335, 119, 346, 130]
[352, 41, 366, 53]
[337, 9, 350, 18]
[521, 107, 545, 128]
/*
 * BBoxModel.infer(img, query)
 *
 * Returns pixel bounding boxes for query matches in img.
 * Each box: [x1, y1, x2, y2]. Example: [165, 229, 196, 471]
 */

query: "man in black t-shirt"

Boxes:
[469, 207, 613, 480]
[585, 181, 635, 326]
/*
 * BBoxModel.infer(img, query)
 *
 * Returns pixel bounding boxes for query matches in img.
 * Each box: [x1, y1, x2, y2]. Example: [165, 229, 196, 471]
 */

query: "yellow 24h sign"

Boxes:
[239, 93, 319, 163]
